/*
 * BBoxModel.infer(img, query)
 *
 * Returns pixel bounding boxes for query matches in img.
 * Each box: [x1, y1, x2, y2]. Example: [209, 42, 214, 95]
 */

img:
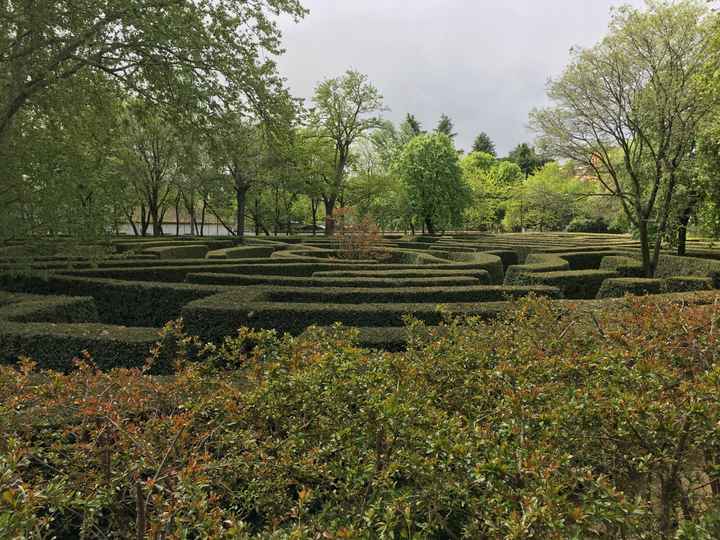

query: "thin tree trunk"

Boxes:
[236, 186, 247, 238]
[324, 197, 336, 236]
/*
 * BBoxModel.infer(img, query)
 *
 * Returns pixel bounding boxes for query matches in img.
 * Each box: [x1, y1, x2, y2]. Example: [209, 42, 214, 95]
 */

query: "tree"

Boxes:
[310, 70, 385, 235]
[531, 0, 717, 276]
[117, 103, 180, 236]
[402, 114, 423, 138]
[0, 0, 306, 148]
[462, 152, 522, 230]
[394, 133, 470, 234]
[472, 132, 496, 156]
[504, 162, 585, 232]
[507, 143, 546, 179]
[435, 114, 457, 139]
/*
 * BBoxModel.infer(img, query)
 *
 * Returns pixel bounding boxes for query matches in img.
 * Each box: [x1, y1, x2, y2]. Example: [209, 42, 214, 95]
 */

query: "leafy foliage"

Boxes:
[1, 296, 720, 537]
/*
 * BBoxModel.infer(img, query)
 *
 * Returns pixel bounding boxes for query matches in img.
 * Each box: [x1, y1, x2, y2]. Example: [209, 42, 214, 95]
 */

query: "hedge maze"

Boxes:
[2, 232, 720, 370]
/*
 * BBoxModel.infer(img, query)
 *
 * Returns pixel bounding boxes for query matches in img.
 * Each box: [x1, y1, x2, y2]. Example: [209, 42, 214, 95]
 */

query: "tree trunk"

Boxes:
[638, 219, 655, 277]
[324, 198, 336, 236]
[425, 216, 435, 235]
[311, 198, 319, 236]
[677, 205, 693, 256]
[235, 184, 248, 238]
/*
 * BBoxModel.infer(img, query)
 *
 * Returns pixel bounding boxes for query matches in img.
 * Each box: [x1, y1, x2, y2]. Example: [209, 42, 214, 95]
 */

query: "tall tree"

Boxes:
[531, 0, 717, 276]
[435, 114, 457, 139]
[403, 114, 423, 137]
[394, 133, 470, 234]
[310, 70, 385, 235]
[117, 103, 179, 236]
[472, 132, 496, 156]
[508, 143, 546, 179]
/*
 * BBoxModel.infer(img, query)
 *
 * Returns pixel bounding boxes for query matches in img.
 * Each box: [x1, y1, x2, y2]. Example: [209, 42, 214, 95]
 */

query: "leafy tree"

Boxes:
[462, 152, 522, 230]
[310, 70, 385, 235]
[531, 0, 718, 275]
[435, 114, 457, 139]
[472, 132, 496, 156]
[394, 133, 470, 234]
[507, 143, 546, 179]
[402, 113, 423, 138]
[0, 0, 306, 147]
[503, 162, 584, 232]
[116, 103, 180, 236]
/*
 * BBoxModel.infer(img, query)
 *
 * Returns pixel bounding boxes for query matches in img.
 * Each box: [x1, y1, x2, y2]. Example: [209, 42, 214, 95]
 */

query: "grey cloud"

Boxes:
[276, 0, 646, 155]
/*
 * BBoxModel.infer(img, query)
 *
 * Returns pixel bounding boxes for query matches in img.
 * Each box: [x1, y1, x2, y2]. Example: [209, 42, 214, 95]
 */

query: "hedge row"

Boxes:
[182, 290, 510, 340]
[143, 244, 210, 259]
[262, 284, 560, 305]
[517, 269, 620, 299]
[186, 272, 486, 288]
[0, 274, 224, 326]
[206, 245, 282, 259]
[0, 293, 166, 371]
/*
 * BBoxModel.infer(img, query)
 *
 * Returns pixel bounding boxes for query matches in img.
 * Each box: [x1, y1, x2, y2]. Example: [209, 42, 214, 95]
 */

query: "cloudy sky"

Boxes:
[276, 0, 648, 155]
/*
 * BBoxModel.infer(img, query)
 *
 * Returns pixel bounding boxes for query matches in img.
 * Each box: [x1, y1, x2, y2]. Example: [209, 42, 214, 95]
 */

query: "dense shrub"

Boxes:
[2, 297, 719, 538]
[520, 269, 619, 299]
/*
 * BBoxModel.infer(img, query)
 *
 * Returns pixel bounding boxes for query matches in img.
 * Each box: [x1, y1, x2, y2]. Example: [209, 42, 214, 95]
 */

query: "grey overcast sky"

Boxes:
[276, 0, 647, 155]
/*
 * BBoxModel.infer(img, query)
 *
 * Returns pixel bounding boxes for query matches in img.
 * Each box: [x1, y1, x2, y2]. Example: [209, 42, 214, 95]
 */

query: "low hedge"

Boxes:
[262, 284, 560, 305]
[143, 244, 209, 259]
[600, 255, 645, 277]
[313, 268, 491, 281]
[206, 245, 281, 259]
[0, 274, 224, 326]
[186, 273, 483, 288]
[183, 289, 510, 340]
[504, 254, 569, 284]
[596, 278, 665, 299]
[0, 293, 167, 372]
[515, 269, 619, 299]
[663, 275, 714, 293]
[656, 253, 720, 285]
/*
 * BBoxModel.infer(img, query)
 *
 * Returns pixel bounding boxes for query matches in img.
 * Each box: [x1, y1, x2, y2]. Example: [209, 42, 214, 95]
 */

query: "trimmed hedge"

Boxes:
[0, 293, 166, 372]
[262, 284, 561, 305]
[600, 255, 645, 277]
[504, 254, 569, 284]
[206, 245, 281, 259]
[656, 254, 720, 286]
[143, 244, 209, 259]
[516, 270, 619, 299]
[312, 269, 491, 282]
[186, 273, 484, 288]
[182, 291, 510, 340]
[0, 274, 224, 326]
[663, 276, 714, 293]
[596, 278, 665, 299]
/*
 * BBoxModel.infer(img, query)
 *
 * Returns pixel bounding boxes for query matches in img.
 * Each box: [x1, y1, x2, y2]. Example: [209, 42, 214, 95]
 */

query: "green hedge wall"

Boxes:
[143, 244, 210, 259]
[596, 278, 665, 299]
[186, 273, 484, 288]
[0, 274, 223, 326]
[262, 284, 560, 305]
[663, 276, 714, 293]
[517, 270, 619, 299]
[0, 293, 167, 372]
[182, 290, 510, 341]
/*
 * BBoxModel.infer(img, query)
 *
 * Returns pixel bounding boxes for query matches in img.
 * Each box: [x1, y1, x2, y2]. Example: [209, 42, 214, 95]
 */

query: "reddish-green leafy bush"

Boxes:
[1, 296, 720, 538]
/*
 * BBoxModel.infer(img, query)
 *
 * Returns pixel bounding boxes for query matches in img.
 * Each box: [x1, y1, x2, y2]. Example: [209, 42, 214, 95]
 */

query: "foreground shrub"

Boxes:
[1, 297, 720, 538]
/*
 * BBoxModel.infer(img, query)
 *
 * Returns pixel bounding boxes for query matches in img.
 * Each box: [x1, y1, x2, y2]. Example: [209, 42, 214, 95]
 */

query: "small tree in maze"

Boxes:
[334, 207, 385, 260]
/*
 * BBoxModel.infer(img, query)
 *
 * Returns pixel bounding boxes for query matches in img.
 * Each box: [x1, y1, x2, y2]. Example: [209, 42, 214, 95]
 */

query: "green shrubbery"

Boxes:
[2, 296, 719, 538]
